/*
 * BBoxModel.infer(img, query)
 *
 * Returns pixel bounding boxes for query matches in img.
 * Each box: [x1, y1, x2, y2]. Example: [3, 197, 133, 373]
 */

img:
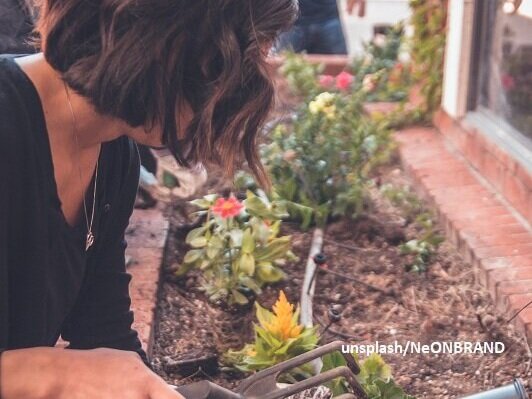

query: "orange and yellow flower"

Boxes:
[212, 196, 244, 219]
[263, 291, 303, 340]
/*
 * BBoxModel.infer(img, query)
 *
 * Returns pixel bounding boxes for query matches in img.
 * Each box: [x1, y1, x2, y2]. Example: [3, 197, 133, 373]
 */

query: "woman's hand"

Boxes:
[0, 347, 185, 399]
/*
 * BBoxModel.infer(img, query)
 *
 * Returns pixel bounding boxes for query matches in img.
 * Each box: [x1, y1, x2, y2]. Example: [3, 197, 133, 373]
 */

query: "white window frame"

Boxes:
[441, 0, 532, 173]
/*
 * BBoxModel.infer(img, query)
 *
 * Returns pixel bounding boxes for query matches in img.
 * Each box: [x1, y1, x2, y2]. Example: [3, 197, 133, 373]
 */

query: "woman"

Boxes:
[0, 0, 297, 398]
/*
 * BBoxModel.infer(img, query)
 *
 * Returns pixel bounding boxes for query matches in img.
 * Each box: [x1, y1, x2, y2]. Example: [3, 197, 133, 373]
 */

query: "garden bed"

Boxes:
[151, 164, 531, 398]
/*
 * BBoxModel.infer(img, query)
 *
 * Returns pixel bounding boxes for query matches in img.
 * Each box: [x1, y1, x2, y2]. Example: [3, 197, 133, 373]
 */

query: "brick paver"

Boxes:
[126, 208, 169, 358]
[395, 127, 532, 344]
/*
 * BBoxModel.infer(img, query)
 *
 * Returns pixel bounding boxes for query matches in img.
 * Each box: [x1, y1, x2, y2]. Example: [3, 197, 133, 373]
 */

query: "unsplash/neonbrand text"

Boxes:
[342, 341, 505, 356]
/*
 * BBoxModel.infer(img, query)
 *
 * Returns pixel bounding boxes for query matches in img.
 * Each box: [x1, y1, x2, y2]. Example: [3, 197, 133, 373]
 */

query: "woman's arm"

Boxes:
[0, 347, 184, 399]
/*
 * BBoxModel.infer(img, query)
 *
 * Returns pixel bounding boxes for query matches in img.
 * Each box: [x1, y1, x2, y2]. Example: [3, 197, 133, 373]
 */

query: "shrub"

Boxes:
[177, 192, 296, 305]
[224, 290, 319, 379]
[262, 91, 393, 227]
[349, 24, 411, 103]
[279, 51, 322, 98]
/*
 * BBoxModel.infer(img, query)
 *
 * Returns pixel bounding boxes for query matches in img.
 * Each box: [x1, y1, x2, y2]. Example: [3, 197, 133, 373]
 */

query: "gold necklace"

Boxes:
[63, 82, 99, 251]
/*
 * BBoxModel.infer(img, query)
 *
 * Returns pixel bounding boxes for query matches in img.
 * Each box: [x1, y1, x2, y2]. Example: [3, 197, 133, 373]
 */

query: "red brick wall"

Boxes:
[434, 110, 532, 224]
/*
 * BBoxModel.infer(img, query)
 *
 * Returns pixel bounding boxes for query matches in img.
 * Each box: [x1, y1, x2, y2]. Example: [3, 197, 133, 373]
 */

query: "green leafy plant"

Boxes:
[322, 352, 414, 399]
[399, 236, 440, 273]
[262, 91, 393, 227]
[177, 192, 297, 305]
[349, 24, 411, 103]
[234, 171, 316, 229]
[381, 184, 444, 272]
[224, 290, 319, 379]
[280, 51, 323, 98]
[409, 0, 447, 116]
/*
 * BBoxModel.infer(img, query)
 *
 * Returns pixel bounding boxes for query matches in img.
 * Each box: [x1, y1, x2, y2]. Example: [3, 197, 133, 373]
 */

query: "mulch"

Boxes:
[151, 165, 532, 398]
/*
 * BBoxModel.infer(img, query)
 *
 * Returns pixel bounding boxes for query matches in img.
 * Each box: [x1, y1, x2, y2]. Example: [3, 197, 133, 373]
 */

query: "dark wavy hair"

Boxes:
[37, 0, 297, 186]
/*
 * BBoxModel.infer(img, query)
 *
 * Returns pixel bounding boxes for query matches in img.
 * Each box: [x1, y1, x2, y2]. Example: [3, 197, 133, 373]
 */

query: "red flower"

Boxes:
[318, 74, 335, 88]
[212, 196, 244, 219]
[335, 71, 355, 91]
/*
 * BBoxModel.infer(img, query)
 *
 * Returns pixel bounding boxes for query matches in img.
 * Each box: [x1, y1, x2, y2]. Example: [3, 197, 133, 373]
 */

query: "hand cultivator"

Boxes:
[174, 340, 528, 399]
[176, 341, 367, 399]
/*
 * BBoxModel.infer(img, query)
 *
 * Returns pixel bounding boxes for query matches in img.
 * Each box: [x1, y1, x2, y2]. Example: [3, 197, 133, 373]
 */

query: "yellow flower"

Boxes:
[264, 291, 303, 340]
[322, 105, 336, 119]
[308, 92, 336, 119]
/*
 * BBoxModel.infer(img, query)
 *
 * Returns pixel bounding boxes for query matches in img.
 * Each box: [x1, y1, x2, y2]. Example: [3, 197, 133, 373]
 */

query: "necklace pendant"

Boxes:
[86, 231, 95, 251]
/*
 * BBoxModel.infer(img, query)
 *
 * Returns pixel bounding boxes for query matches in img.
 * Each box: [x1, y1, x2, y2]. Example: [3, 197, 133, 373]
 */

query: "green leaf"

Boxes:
[269, 220, 282, 238]
[240, 277, 261, 293]
[256, 262, 285, 283]
[255, 325, 281, 348]
[206, 246, 220, 259]
[183, 249, 202, 264]
[174, 262, 194, 277]
[242, 228, 256, 253]
[359, 353, 392, 385]
[254, 237, 291, 262]
[189, 236, 208, 248]
[244, 192, 270, 218]
[231, 289, 249, 305]
[209, 235, 224, 248]
[185, 227, 207, 244]
[283, 200, 314, 229]
[255, 303, 274, 328]
[239, 253, 256, 276]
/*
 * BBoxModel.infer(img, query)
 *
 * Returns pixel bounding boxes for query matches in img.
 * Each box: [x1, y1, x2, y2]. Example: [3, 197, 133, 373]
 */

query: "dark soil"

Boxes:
[151, 165, 532, 398]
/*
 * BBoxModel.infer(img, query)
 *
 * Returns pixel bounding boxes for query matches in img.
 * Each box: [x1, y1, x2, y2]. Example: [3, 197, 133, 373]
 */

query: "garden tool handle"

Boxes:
[237, 341, 367, 399]
[175, 381, 244, 399]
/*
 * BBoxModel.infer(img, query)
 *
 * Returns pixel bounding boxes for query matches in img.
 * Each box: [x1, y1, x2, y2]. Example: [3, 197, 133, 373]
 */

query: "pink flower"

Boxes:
[212, 197, 244, 219]
[335, 71, 355, 91]
[318, 74, 335, 88]
[501, 74, 516, 91]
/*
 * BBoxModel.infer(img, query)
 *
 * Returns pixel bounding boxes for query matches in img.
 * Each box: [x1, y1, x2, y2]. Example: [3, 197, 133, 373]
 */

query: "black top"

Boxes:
[0, 55, 146, 360]
[297, 0, 339, 25]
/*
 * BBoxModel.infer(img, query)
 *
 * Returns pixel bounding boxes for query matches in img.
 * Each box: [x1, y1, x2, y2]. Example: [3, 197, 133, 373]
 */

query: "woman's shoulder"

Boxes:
[0, 55, 36, 148]
[0, 55, 37, 122]
[0, 56, 23, 111]
[0, 55, 27, 97]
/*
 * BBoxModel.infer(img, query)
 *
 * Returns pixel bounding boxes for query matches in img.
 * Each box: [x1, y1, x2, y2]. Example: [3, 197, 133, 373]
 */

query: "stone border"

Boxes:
[395, 127, 532, 344]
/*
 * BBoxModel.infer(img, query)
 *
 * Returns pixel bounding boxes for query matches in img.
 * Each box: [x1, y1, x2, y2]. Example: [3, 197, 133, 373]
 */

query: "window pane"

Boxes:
[479, 0, 532, 141]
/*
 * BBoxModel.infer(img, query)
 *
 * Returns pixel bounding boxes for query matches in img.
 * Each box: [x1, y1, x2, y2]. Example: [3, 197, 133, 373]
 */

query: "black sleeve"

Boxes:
[0, 125, 9, 349]
[61, 140, 147, 362]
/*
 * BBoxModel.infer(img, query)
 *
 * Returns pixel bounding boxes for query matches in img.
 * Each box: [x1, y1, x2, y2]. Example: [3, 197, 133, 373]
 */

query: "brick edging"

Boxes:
[126, 208, 169, 358]
[394, 127, 532, 344]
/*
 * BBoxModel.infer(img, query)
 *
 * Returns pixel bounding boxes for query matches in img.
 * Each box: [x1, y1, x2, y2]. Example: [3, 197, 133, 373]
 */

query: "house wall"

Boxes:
[438, 0, 532, 225]
[338, 0, 411, 56]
